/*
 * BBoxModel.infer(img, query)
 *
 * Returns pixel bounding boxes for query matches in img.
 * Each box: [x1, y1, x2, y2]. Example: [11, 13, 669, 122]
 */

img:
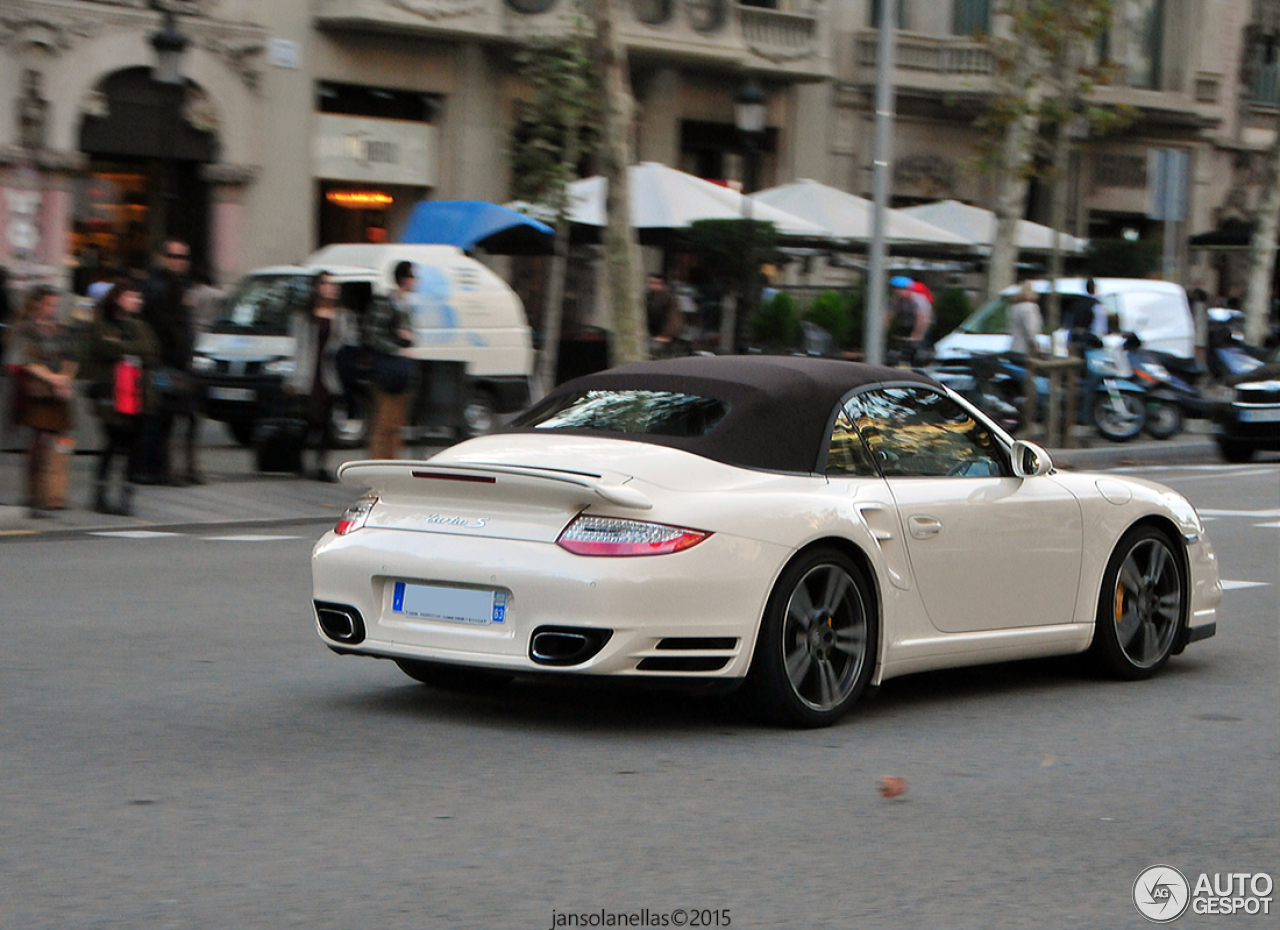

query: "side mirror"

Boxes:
[1011, 440, 1053, 478]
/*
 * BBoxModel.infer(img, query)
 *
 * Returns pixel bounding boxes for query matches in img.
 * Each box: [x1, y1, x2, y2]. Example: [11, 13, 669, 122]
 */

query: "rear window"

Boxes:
[513, 390, 729, 437]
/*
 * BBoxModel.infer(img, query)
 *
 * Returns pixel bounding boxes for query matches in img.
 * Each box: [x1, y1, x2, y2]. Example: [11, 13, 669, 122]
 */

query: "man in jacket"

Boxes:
[139, 239, 202, 485]
[365, 260, 416, 460]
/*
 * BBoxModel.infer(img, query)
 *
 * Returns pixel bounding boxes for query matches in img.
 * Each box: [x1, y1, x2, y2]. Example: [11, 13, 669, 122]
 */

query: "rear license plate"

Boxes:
[208, 386, 256, 402]
[392, 582, 506, 625]
[1239, 407, 1280, 423]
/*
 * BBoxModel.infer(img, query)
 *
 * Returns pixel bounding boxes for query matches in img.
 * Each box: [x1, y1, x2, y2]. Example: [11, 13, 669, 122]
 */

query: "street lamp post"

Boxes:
[729, 78, 767, 355]
[150, 3, 189, 246]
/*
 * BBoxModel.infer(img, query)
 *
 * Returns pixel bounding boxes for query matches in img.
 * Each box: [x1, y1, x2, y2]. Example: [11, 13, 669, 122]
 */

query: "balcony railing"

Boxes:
[855, 32, 994, 77]
[739, 5, 819, 63]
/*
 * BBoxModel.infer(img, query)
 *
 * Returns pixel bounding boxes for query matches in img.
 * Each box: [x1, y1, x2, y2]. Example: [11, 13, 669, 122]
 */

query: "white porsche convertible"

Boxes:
[312, 356, 1220, 727]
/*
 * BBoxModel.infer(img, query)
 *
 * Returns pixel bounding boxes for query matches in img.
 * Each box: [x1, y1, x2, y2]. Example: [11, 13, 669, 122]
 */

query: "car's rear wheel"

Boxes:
[394, 658, 514, 692]
[228, 418, 256, 447]
[746, 548, 876, 728]
[1088, 526, 1185, 680]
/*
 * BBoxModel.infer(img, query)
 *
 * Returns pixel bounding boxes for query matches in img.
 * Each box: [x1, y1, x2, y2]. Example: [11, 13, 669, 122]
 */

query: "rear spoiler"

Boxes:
[336, 460, 653, 511]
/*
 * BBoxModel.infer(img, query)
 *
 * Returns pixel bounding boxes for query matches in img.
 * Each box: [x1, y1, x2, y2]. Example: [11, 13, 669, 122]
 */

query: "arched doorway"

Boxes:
[74, 67, 218, 287]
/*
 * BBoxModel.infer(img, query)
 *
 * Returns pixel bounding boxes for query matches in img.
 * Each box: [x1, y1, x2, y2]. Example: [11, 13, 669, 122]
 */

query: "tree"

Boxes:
[680, 218, 780, 351]
[1244, 133, 1280, 346]
[981, 0, 1119, 309]
[591, 0, 647, 366]
[511, 9, 598, 398]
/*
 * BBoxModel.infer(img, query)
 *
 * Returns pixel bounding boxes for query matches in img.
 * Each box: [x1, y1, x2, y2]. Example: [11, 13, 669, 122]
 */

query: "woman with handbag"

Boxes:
[85, 281, 159, 515]
[365, 260, 416, 460]
[13, 286, 76, 517]
[285, 271, 350, 481]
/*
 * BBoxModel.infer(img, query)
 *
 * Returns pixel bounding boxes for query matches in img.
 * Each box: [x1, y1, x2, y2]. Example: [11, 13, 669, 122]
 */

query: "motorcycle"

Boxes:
[1206, 308, 1267, 381]
[1128, 345, 1211, 440]
[1079, 335, 1149, 442]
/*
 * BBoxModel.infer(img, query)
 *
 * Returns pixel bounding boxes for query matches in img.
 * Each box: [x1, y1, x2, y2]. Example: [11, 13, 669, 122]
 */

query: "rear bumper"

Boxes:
[311, 525, 786, 678]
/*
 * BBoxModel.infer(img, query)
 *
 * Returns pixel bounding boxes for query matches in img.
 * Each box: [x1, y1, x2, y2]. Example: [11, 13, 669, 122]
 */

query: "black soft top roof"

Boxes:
[503, 355, 938, 474]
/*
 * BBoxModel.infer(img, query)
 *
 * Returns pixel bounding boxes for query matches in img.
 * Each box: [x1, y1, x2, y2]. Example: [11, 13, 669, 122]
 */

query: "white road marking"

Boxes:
[201, 535, 303, 542]
[1221, 580, 1270, 590]
[90, 530, 182, 539]
[1114, 466, 1280, 482]
[1255, 522, 1280, 529]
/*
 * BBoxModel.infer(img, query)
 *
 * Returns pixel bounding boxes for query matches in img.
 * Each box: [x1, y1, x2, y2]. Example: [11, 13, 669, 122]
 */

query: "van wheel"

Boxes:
[228, 419, 256, 447]
[463, 389, 498, 437]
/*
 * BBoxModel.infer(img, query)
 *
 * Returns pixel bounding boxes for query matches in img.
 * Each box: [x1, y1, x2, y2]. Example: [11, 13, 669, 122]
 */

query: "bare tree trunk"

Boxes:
[1244, 133, 1280, 346]
[988, 0, 1039, 299]
[593, 0, 646, 366]
[1044, 116, 1072, 446]
[532, 120, 581, 400]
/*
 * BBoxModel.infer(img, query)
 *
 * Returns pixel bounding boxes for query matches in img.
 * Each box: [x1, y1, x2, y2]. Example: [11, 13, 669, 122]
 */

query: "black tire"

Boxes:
[745, 548, 877, 728]
[1088, 526, 1185, 680]
[228, 418, 256, 447]
[1216, 438, 1255, 463]
[1093, 392, 1146, 442]
[1144, 402, 1183, 440]
[394, 658, 514, 692]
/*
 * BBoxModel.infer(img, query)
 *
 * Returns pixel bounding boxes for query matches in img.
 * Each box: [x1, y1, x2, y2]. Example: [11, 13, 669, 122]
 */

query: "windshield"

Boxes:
[957, 296, 1011, 335]
[211, 273, 313, 335]
[513, 390, 729, 437]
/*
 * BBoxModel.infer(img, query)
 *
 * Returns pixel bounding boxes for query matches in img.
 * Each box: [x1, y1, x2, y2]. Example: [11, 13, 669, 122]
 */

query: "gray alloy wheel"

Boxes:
[1089, 526, 1185, 680]
[747, 548, 876, 728]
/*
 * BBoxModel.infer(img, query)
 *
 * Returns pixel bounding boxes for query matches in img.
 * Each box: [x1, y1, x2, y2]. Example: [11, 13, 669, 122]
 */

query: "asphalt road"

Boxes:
[0, 463, 1275, 930]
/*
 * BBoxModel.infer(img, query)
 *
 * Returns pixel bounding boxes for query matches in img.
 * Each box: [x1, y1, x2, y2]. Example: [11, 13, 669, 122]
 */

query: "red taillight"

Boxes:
[335, 495, 377, 536]
[556, 514, 710, 557]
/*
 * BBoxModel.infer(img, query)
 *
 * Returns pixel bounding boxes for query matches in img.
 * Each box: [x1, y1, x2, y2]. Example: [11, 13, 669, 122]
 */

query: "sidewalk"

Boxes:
[0, 421, 1222, 536]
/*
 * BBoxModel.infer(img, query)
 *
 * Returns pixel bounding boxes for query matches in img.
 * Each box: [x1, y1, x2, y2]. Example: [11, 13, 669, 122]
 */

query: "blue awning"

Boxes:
[398, 200, 554, 254]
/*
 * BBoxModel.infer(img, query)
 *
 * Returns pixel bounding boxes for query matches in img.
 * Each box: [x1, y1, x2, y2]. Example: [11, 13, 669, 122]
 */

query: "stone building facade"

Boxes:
[0, 0, 834, 289]
[1, 0, 1276, 302]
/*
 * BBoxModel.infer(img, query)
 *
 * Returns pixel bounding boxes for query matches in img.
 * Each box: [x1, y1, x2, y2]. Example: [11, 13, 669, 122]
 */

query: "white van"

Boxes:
[933, 278, 1195, 360]
[194, 245, 534, 445]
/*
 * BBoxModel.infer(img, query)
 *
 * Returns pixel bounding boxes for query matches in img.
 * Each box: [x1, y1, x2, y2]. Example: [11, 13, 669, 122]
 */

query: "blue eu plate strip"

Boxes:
[392, 581, 405, 613]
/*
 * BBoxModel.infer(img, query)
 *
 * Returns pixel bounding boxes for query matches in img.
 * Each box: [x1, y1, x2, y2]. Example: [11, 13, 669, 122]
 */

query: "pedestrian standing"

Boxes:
[140, 239, 202, 485]
[1009, 281, 1043, 359]
[12, 286, 76, 517]
[286, 271, 350, 481]
[84, 280, 159, 515]
[365, 261, 416, 460]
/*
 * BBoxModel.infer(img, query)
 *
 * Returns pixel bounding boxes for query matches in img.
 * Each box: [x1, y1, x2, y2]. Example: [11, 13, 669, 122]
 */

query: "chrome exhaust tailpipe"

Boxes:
[315, 602, 366, 645]
[529, 626, 612, 667]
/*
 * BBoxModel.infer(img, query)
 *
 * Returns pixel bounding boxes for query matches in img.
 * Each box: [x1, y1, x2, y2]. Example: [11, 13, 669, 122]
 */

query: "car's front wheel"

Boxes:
[395, 658, 514, 692]
[746, 548, 877, 728]
[1088, 526, 1185, 680]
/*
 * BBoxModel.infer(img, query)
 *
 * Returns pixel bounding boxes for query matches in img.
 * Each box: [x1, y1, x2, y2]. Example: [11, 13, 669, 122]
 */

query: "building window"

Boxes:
[952, 0, 989, 36]
[1252, 33, 1280, 109]
[869, 0, 908, 30]
[1101, 0, 1164, 89]
[317, 82, 440, 122]
[633, 0, 674, 24]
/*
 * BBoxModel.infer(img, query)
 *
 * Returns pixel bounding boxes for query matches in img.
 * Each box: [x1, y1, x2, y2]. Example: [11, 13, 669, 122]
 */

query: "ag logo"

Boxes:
[1134, 865, 1190, 922]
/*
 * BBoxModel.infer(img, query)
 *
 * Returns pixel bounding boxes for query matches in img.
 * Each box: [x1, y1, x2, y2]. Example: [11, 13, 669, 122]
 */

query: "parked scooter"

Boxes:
[1128, 343, 1211, 440]
[1206, 308, 1267, 381]
[1079, 333, 1149, 442]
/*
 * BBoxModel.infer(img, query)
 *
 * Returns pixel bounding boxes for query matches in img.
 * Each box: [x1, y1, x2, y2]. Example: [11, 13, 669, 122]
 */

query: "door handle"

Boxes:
[908, 515, 943, 539]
